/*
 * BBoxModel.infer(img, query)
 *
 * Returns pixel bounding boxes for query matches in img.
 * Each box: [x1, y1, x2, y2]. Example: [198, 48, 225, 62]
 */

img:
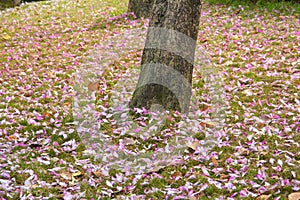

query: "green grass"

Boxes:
[0, 0, 14, 10]
[1, 0, 299, 199]
[205, 0, 300, 13]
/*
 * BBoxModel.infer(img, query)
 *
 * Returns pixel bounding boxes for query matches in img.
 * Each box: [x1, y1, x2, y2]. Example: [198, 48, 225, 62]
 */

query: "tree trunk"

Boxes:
[13, 0, 21, 6]
[127, 0, 154, 18]
[129, 0, 202, 113]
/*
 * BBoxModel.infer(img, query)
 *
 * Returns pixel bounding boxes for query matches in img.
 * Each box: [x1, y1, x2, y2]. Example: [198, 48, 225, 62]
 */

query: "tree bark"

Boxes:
[129, 0, 202, 113]
[127, 0, 154, 18]
[13, 0, 21, 6]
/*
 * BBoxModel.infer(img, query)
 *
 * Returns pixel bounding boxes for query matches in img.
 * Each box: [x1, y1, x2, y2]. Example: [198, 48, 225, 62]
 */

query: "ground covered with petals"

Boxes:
[0, 0, 299, 199]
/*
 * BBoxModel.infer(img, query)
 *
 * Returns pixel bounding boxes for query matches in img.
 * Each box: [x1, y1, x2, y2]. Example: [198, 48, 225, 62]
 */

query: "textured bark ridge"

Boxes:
[128, 0, 154, 18]
[129, 0, 202, 113]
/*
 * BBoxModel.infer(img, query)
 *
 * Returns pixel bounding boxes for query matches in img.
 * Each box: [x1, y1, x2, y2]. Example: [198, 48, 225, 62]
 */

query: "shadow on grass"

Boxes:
[0, 0, 49, 10]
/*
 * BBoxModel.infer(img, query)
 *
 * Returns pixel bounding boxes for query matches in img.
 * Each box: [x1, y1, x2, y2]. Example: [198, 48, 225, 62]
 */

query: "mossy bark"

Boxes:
[129, 0, 202, 113]
[128, 0, 154, 18]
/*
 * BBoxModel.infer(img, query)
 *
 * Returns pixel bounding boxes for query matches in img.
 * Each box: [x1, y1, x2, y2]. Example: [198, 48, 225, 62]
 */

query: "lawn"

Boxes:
[0, 0, 299, 199]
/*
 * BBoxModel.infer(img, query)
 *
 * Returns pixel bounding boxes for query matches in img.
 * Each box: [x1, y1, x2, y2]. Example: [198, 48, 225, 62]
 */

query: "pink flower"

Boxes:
[239, 190, 247, 197]
[256, 169, 266, 181]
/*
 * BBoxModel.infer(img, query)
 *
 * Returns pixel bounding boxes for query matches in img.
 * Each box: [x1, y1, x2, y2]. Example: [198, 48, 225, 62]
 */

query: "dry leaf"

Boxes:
[72, 171, 84, 178]
[186, 141, 201, 150]
[43, 111, 53, 118]
[235, 147, 250, 156]
[171, 171, 182, 179]
[147, 165, 165, 173]
[279, 16, 286, 20]
[200, 121, 218, 128]
[199, 103, 212, 111]
[88, 81, 99, 92]
[256, 194, 272, 200]
[211, 156, 219, 167]
[46, 71, 55, 78]
[219, 174, 230, 180]
[288, 192, 300, 200]
[260, 151, 269, 156]
[64, 102, 71, 107]
[2, 34, 11, 40]
[60, 171, 72, 180]
[92, 171, 102, 178]
[7, 135, 17, 141]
